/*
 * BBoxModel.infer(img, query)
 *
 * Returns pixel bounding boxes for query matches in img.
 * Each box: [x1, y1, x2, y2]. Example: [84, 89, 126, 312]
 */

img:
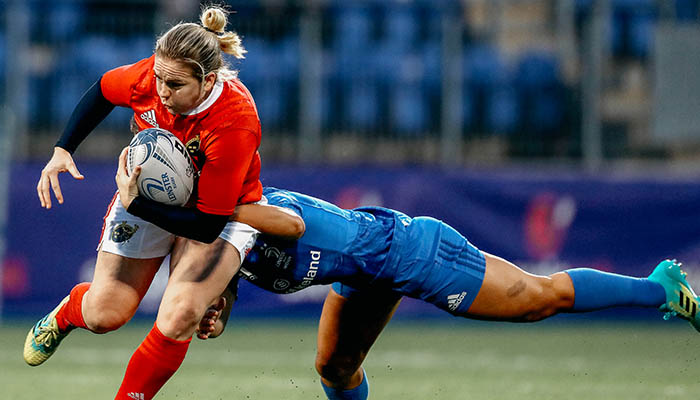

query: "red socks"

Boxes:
[55, 284, 192, 399]
[115, 323, 191, 400]
[55, 282, 90, 331]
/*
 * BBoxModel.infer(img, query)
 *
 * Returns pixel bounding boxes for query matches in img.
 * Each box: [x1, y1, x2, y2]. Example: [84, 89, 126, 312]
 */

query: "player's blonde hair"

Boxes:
[155, 5, 245, 82]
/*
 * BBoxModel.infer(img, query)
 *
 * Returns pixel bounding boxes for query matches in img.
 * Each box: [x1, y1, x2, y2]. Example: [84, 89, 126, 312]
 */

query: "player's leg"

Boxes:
[465, 254, 691, 324]
[115, 222, 256, 400]
[24, 197, 169, 366]
[403, 218, 688, 325]
[465, 252, 574, 321]
[316, 284, 402, 400]
[82, 252, 165, 332]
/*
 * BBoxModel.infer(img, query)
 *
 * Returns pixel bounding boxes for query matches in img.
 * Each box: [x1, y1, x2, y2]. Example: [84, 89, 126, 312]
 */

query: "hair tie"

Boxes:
[204, 26, 224, 36]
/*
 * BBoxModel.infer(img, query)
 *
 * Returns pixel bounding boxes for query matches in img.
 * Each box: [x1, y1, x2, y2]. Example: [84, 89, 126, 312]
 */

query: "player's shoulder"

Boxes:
[101, 55, 155, 106]
[216, 79, 258, 117]
[104, 55, 154, 87]
[200, 79, 260, 136]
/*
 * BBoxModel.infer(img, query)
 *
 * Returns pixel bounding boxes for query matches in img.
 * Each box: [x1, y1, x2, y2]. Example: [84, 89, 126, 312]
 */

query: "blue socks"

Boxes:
[566, 268, 666, 312]
[321, 369, 369, 400]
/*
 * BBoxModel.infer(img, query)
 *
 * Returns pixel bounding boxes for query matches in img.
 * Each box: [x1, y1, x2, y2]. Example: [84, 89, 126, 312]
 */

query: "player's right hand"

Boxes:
[37, 147, 84, 209]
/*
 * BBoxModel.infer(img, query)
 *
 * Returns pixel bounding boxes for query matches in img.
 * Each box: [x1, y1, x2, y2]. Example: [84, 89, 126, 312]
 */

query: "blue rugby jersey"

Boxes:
[238, 187, 409, 293]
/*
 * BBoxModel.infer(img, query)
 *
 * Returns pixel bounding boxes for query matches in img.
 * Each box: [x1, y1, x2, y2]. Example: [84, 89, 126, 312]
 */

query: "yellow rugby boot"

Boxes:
[23, 295, 71, 366]
[648, 259, 700, 332]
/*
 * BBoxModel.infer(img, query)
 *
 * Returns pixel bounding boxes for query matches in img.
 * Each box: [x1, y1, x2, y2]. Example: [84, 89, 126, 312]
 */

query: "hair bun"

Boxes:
[201, 6, 227, 33]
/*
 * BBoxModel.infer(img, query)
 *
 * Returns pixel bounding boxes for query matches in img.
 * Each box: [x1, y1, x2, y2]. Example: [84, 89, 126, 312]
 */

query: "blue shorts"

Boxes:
[333, 217, 486, 316]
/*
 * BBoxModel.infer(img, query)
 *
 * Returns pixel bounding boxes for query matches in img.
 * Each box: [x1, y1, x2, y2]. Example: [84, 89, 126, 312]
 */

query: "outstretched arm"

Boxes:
[230, 203, 305, 240]
[38, 78, 114, 209]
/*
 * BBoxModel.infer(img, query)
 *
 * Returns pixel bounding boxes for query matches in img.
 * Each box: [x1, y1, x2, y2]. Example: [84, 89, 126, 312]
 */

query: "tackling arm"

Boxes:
[230, 203, 305, 240]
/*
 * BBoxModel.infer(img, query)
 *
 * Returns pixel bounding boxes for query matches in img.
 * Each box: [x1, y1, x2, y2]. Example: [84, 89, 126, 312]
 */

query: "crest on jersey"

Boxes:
[185, 135, 200, 156]
[111, 221, 139, 243]
[139, 110, 159, 128]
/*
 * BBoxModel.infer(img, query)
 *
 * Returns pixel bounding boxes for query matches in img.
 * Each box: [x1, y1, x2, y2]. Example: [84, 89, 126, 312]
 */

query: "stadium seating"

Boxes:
[16, 0, 700, 150]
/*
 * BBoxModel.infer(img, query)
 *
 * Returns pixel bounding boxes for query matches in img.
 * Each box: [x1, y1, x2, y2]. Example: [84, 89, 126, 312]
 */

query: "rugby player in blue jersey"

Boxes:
[199, 187, 700, 400]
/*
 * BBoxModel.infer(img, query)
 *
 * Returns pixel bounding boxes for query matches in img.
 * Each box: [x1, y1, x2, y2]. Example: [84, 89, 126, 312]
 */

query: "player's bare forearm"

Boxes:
[231, 203, 305, 239]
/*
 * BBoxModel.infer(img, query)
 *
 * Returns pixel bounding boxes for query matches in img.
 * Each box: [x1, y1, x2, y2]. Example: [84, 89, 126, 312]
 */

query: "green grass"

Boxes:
[2, 318, 699, 399]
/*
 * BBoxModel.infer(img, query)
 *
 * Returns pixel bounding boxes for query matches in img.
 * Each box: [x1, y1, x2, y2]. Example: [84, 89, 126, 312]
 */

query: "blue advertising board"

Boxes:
[4, 162, 700, 319]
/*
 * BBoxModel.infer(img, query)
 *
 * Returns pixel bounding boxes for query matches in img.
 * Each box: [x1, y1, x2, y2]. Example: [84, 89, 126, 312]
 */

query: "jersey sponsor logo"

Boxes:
[111, 221, 140, 243]
[127, 392, 144, 400]
[139, 110, 159, 127]
[447, 291, 467, 312]
[273, 279, 290, 291]
[287, 250, 321, 292]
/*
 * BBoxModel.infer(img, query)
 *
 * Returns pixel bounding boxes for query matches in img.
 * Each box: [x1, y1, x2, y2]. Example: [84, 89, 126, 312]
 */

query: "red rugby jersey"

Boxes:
[101, 55, 263, 215]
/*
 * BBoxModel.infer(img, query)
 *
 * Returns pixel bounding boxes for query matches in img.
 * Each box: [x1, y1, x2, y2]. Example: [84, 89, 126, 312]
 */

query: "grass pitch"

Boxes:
[1, 318, 699, 399]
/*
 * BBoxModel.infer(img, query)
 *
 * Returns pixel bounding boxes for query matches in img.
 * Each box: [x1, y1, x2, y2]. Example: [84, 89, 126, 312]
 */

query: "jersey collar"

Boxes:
[183, 81, 223, 116]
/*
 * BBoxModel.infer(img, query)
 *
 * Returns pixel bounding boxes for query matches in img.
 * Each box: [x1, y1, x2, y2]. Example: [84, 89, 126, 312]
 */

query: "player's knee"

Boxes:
[315, 354, 359, 386]
[83, 305, 131, 333]
[158, 297, 201, 338]
[82, 291, 135, 333]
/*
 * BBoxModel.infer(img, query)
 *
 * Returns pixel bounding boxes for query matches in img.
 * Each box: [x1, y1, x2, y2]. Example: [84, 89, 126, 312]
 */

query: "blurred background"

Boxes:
[2, 0, 700, 321]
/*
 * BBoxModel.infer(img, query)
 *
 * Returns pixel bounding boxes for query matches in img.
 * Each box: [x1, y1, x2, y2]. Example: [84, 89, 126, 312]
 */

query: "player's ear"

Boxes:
[203, 72, 216, 92]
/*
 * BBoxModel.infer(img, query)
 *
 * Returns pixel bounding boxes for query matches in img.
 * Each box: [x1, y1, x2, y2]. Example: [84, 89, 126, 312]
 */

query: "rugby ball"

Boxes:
[127, 128, 195, 206]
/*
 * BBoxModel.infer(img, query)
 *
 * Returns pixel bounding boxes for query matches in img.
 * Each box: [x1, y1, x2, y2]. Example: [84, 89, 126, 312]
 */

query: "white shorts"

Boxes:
[98, 193, 261, 260]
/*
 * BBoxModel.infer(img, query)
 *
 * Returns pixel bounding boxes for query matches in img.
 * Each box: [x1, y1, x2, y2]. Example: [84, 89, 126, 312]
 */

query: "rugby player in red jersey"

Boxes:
[25, 6, 262, 400]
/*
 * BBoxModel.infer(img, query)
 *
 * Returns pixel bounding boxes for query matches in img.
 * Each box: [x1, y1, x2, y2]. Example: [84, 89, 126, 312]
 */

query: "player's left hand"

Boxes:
[116, 147, 140, 209]
[196, 296, 227, 340]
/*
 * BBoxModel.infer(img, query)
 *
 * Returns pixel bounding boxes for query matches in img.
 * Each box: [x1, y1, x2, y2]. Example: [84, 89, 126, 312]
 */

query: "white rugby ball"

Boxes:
[127, 128, 195, 206]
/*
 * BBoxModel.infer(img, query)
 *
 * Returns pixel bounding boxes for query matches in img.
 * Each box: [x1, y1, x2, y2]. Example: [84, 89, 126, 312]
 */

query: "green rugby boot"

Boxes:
[23, 295, 71, 366]
[648, 259, 700, 332]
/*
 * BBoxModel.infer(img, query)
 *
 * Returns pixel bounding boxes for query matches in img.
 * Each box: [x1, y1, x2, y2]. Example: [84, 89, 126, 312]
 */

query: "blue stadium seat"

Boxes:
[254, 83, 287, 128]
[238, 37, 289, 128]
[48, 3, 84, 42]
[237, 37, 270, 84]
[610, 0, 656, 58]
[0, 33, 5, 85]
[514, 50, 564, 133]
[382, 7, 417, 53]
[123, 36, 155, 62]
[345, 83, 381, 130]
[675, 0, 699, 21]
[387, 50, 430, 135]
[390, 82, 428, 135]
[462, 44, 508, 133]
[277, 37, 300, 80]
[463, 45, 507, 89]
[486, 85, 518, 134]
[514, 50, 560, 91]
[49, 69, 87, 126]
[49, 39, 106, 125]
[71, 36, 128, 78]
[334, 6, 372, 53]
[629, 14, 653, 58]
